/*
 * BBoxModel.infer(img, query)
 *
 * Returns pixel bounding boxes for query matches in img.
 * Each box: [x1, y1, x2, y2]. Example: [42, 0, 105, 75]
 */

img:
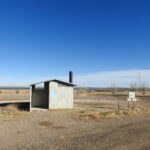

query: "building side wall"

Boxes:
[49, 82, 73, 109]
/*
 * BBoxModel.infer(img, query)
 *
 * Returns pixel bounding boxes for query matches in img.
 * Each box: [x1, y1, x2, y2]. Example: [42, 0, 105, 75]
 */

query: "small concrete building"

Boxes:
[30, 79, 75, 111]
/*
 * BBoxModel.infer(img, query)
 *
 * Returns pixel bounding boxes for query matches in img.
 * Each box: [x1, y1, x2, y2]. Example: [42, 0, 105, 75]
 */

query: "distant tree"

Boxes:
[138, 73, 142, 89]
[111, 83, 117, 95]
[141, 82, 147, 96]
[130, 82, 138, 92]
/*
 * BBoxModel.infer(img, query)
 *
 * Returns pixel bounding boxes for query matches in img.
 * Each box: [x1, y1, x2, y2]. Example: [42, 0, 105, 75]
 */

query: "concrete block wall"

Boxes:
[49, 82, 73, 109]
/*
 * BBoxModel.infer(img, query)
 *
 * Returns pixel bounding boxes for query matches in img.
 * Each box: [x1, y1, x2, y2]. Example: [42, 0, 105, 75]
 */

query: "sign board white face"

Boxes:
[129, 92, 135, 99]
[127, 92, 136, 101]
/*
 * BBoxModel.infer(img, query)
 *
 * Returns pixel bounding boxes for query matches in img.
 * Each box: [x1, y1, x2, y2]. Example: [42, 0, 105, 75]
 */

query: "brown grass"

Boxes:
[0, 104, 28, 119]
[5, 104, 19, 112]
[38, 122, 65, 129]
[0, 90, 29, 94]
[52, 125, 65, 129]
[49, 108, 76, 111]
[38, 121, 53, 127]
[77, 108, 150, 121]
[0, 111, 28, 119]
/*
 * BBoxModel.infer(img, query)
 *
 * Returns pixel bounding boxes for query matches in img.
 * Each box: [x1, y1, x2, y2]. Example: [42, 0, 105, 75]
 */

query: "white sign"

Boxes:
[128, 92, 136, 101]
[129, 92, 135, 99]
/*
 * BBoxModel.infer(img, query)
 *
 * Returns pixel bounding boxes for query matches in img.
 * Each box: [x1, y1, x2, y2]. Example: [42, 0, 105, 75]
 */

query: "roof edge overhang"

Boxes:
[30, 79, 76, 87]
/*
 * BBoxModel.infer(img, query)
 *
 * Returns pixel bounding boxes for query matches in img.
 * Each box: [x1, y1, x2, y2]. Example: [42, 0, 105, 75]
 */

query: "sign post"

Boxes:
[127, 92, 136, 109]
[118, 100, 120, 111]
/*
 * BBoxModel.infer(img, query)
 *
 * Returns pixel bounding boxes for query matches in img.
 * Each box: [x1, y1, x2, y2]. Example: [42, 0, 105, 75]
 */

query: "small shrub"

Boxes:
[5, 104, 19, 112]
[38, 121, 53, 127]
[77, 108, 150, 121]
[16, 90, 19, 94]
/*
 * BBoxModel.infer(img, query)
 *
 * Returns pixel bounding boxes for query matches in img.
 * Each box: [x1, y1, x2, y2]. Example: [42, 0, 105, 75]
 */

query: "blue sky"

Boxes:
[0, 0, 150, 87]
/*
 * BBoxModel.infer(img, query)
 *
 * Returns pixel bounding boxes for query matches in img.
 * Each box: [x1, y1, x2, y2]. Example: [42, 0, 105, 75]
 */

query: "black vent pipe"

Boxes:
[69, 71, 73, 83]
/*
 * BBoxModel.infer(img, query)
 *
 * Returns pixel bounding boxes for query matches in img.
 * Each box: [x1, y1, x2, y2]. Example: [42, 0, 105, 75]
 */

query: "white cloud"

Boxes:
[0, 69, 150, 87]
[57, 69, 150, 87]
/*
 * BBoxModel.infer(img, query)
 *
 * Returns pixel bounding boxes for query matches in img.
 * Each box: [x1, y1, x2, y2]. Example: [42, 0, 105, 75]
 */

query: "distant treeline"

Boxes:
[74, 87, 130, 91]
[0, 87, 29, 90]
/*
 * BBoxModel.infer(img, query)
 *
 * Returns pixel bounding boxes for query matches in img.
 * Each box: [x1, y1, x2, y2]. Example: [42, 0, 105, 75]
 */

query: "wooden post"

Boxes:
[132, 101, 135, 110]
[128, 101, 130, 109]
[118, 100, 120, 111]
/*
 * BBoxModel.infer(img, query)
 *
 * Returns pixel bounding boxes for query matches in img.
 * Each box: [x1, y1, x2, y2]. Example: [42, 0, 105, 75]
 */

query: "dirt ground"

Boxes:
[0, 90, 150, 150]
[74, 90, 150, 111]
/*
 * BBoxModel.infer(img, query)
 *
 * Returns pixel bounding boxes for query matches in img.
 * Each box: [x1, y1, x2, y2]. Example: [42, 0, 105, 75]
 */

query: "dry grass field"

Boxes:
[0, 89, 150, 150]
[0, 90, 29, 100]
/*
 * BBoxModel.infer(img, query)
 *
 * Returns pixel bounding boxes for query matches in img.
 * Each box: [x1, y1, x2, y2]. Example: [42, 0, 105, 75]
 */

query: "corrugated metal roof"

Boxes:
[30, 79, 76, 86]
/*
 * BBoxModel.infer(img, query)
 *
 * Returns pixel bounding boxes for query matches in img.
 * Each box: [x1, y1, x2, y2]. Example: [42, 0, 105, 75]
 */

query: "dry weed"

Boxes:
[38, 121, 53, 127]
[0, 90, 29, 94]
[0, 104, 29, 119]
[0, 111, 28, 119]
[77, 108, 150, 121]
[49, 108, 77, 111]
[52, 125, 65, 129]
[5, 104, 19, 112]
[38, 122, 65, 129]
